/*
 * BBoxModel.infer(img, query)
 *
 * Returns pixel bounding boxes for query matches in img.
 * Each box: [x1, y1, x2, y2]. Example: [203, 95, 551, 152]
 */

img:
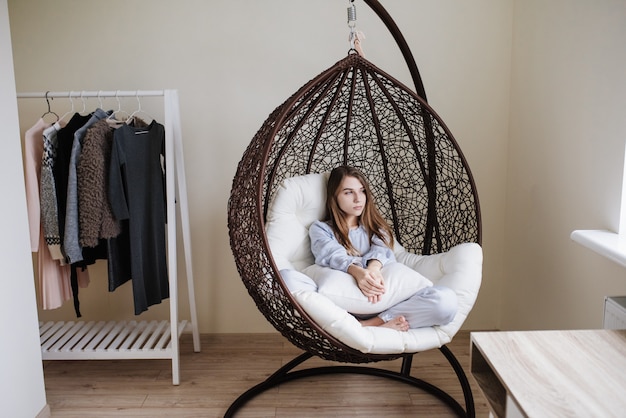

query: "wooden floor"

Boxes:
[43, 331, 490, 417]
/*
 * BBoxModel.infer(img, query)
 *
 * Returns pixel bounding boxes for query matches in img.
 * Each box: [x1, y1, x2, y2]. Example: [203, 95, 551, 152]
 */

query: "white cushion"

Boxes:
[267, 173, 483, 354]
[279, 268, 318, 293]
[292, 289, 444, 353]
[302, 262, 432, 314]
[266, 172, 329, 271]
[292, 242, 483, 354]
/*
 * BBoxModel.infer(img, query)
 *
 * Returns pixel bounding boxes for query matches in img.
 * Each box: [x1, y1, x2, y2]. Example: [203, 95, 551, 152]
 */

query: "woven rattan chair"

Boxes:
[227, 1, 481, 416]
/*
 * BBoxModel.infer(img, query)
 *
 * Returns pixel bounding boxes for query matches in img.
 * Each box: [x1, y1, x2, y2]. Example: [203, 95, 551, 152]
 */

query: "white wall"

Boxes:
[8, 0, 511, 333]
[504, 0, 626, 329]
[0, 0, 48, 416]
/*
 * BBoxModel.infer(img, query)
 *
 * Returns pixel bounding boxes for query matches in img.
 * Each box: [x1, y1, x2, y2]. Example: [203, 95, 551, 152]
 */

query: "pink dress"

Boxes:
[23, 118, 73, 309]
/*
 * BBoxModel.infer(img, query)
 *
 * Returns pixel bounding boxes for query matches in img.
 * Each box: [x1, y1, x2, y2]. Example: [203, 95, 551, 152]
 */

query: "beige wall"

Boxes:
[11, 0, 622, 335]
[503, 0, 626, 329]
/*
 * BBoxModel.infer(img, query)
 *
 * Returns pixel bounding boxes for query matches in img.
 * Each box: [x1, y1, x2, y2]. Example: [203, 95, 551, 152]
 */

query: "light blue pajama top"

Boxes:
[309, 220, 395, 272]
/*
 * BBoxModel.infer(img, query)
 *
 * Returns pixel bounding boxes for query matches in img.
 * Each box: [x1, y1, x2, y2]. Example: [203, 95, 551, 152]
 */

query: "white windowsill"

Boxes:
[571, 229, 626, 268]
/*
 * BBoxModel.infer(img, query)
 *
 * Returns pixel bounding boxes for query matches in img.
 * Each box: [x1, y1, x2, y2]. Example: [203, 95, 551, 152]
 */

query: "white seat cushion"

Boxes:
[266, 173, 482, 354]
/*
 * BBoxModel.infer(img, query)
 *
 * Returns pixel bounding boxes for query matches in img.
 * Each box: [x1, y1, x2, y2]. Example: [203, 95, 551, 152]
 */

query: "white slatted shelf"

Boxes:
[39, 320, 189, 360]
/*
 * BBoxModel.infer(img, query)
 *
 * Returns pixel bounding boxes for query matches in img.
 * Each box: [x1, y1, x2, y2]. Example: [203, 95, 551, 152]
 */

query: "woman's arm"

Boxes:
[309, 221, 362, 272]
[361, 232, 396, 267]
[310, 221, 386, 303]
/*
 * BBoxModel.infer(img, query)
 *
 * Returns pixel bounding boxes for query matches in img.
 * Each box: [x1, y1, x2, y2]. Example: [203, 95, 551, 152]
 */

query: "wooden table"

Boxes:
[470, 329, 626, 418]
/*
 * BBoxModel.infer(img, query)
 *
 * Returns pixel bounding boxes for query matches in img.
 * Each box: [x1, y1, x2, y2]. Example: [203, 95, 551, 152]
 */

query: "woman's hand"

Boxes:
[348, 261, 385, 303]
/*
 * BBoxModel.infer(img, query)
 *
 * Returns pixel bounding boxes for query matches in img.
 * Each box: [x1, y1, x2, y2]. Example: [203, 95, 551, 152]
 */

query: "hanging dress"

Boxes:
[23, 118, 72, 309]
[108, 120, 169, 314]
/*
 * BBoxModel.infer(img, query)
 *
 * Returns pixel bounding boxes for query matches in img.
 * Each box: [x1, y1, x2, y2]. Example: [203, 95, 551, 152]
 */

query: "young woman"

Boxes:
[309, 166, 458, 332]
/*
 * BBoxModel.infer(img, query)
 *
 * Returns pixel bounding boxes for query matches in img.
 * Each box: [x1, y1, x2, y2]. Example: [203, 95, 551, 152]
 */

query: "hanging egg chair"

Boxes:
[227, 1, 482, 416]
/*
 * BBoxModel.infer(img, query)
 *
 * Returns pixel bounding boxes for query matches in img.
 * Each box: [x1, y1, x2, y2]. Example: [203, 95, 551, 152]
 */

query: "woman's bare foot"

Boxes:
[359, 315, 409, 332]
[381, 315, 409, 331]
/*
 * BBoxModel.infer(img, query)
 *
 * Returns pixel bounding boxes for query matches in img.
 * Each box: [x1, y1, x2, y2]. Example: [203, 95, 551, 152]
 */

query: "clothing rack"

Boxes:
[17, 89, 200, 385]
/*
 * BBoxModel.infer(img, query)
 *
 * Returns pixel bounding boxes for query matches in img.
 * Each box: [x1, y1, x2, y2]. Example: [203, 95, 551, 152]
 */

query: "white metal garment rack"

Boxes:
[17, 89, 200, 385]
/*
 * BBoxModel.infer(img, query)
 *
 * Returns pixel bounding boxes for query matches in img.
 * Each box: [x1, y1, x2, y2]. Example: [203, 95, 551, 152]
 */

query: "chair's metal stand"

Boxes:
[224, 345, 475, 417]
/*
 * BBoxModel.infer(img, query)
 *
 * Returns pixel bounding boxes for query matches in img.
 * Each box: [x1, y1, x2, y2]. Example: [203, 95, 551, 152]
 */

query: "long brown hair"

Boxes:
[324, 166, 394, 255]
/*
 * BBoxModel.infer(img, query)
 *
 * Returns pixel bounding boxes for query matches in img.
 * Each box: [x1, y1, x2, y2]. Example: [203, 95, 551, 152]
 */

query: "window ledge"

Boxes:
[571, 229, 626, 268]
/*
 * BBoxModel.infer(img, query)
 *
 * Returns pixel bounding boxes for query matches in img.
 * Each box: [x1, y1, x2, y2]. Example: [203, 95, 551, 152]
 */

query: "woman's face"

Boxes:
[336, 175, 366, 226]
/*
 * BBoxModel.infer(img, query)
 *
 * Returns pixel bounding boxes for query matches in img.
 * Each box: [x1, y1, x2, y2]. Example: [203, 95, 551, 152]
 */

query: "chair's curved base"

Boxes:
[224, 345, 475, 417]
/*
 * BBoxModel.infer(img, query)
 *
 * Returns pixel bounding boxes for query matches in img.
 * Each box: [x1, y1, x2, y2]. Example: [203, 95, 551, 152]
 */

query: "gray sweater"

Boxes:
[63, 108, 111, 263]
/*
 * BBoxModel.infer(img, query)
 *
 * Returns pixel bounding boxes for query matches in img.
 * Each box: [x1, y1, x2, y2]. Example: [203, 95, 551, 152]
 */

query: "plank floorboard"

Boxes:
[44, 330, 489, 417]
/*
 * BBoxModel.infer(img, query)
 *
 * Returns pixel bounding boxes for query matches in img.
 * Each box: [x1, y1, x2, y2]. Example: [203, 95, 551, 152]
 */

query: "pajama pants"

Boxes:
[378, 286, 458, 328]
